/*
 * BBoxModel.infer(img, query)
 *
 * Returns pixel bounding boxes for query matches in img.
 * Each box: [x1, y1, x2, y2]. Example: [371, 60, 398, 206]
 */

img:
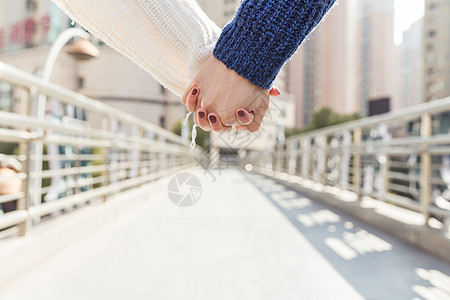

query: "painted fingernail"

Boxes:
[198, 111, 205, 119]
[192, 88, 198, 96]
[237, 110, 246, 118]
[209, 115, 217, 124]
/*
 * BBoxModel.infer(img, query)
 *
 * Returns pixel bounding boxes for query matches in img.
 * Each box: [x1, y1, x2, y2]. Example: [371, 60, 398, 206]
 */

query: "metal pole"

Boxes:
[301, 138, 310, 179]
[353, 127, 362, 200]
[420, 113, 432, 225]
[17, 91, 31, 235]
[29, 29, 91, 225]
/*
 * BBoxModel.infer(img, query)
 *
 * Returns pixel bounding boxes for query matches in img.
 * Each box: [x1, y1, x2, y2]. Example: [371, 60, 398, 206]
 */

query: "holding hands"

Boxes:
[54, 0, 336, 135]
[180, 0, 336, 134]
[181, 57, 280, 133]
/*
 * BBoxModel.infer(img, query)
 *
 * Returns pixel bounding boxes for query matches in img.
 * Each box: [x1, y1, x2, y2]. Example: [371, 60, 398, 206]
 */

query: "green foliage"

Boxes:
[284, 127, 302, 139]
[283, 108, 361, 139]
[303, 107, 361, 132]
[91, 147, 105, 188]
[171, 117, 210, 149]
[0, 143, 18, 155]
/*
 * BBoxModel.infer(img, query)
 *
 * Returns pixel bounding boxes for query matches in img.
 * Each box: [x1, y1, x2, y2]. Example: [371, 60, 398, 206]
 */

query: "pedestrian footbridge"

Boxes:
[1, 62, 450, 300]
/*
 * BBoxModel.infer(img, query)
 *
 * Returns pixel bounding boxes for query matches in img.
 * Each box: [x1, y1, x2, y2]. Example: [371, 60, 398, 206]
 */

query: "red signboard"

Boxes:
[0, 14, 51, 50]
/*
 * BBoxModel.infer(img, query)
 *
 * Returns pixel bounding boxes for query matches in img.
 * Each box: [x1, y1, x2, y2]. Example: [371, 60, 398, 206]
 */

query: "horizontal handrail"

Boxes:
[0, 62, 187, 145]
[0, 61, 199, 237]
[254, 96, 450, 233]
[285, 96, 450, 142]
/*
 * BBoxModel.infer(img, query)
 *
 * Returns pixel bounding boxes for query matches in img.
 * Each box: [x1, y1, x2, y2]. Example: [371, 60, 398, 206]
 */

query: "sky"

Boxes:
[394, 0, 425, 44]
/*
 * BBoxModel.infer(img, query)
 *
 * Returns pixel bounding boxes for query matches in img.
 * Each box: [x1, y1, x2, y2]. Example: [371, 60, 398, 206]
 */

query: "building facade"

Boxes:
[360, 0, 399, 115]
[399, 19, 424, 108]
[287, 0, 361, 128]
[423, 0, 450, 103]
[287, 0, 399, 128]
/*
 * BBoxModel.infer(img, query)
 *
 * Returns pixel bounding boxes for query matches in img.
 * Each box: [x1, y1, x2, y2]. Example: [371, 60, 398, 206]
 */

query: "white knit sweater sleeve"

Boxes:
[51, 0, 221, 96]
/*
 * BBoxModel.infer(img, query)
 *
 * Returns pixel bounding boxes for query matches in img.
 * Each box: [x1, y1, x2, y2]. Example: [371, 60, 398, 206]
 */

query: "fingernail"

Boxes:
[192, 88, 198, 96]
[237, 110, 246, 118]
[209, 115, 217, 124]
[198, 111, 205, 119]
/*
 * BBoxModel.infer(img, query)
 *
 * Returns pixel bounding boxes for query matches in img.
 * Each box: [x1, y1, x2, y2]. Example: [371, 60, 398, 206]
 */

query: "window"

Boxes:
[429, 3, 438, 10]
[427, 68, 438, 78]
[0, 82, 13, 112]
[427, 81, 443, 93]
[26, 0, 37, 11]
[77, 76, 84, 89]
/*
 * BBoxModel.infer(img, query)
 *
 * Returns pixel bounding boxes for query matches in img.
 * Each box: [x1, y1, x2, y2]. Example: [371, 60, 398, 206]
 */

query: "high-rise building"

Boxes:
[400, 19, 424, 108]
[287, 0, 398, 128]
[423, 0, 450, 102]
[287, 0, 360, 128]
[360, 0, 398, 115]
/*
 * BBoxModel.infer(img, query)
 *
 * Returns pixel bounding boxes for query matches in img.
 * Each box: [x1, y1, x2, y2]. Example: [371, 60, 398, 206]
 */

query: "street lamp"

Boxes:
[29, 28, 99, 223]
[66, 39, 100, 61]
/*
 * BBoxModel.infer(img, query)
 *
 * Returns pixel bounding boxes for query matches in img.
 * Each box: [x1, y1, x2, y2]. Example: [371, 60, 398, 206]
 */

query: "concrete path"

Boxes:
[1, 169, 450, 300]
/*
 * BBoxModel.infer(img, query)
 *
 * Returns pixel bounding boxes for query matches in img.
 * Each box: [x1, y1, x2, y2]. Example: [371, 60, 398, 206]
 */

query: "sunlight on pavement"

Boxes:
[325, 238, 358, 260]
[270, 193, 312, 211]
[325, 229, 393, 260]
[413, 268, 450, 300]
[343, 229, 393, 255]
[296, 209, 340, 227]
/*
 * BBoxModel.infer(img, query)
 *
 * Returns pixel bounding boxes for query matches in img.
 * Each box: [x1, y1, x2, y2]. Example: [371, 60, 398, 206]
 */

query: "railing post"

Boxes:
[379, 154, 389, 201]
[102, 116, 110, 202]
[279, 144, 284, 172]
[74, 145, 81, 195]
[321, 135, 327, 184]
[314, 135, 327, 184]
[273, 144, 280, 172]
[353, 127, 362, 200]
[138, 128, 144, 178]
[301, 138, 310, 179]
[288, 141, 298, 175]
[420, 113, 432, 225]
[17, 89, 32, 236]
[287, 142, 292, 174]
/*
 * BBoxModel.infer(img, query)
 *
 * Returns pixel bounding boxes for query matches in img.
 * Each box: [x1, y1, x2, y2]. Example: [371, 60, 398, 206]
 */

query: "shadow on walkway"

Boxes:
[244, 171, 450, 300]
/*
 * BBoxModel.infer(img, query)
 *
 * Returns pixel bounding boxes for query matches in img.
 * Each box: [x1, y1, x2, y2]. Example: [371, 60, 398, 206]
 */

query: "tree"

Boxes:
[304, 107, 361, 132]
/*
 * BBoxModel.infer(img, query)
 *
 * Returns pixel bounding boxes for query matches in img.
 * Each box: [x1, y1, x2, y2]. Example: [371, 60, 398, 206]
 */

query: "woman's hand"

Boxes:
[181, 57, 279, 132]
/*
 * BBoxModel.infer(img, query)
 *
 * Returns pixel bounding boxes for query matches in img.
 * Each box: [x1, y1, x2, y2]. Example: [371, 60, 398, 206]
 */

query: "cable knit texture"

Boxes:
[51, 0, 221, 96]
[214, 0, 336, 89]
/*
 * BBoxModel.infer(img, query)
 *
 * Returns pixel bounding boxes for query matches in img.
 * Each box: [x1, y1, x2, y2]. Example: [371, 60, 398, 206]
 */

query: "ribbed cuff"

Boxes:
[213, 0, 336, 90]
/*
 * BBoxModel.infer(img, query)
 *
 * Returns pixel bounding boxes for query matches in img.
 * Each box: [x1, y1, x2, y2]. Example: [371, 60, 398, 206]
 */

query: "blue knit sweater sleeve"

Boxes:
[213, 0, 336, 90]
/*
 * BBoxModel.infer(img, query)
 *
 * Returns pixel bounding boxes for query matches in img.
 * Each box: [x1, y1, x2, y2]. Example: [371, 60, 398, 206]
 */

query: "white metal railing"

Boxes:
[253, 97, 450, 232]
[0, 62, 198, 237]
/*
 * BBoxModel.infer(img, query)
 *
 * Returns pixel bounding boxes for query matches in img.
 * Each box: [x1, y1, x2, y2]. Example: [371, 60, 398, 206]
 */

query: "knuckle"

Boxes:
[223, 117, 236, 126]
